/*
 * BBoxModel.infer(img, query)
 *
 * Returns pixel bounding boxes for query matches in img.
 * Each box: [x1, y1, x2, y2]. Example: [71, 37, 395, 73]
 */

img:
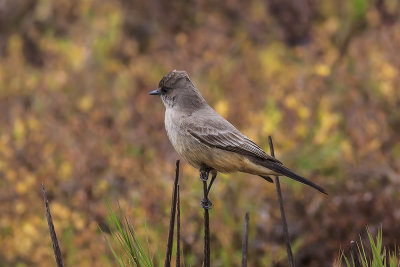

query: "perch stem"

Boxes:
[268, 136, 295, 267]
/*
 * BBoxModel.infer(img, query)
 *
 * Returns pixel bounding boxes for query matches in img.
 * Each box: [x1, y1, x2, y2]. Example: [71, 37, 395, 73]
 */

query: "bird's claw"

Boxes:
[201, 198, 213, 209]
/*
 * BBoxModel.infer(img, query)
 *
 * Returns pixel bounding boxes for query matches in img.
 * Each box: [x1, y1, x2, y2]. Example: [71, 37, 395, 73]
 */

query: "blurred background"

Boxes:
[0, 0, 400, 266]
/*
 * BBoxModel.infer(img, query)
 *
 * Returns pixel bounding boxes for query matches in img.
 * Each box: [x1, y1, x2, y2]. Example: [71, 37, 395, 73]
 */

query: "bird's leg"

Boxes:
[199, 166, 212, 209]
[206, 171, 217, 195]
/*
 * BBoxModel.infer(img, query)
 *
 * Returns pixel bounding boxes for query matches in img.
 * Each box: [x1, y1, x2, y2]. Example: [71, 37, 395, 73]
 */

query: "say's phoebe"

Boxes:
[149, 70, 326, 194]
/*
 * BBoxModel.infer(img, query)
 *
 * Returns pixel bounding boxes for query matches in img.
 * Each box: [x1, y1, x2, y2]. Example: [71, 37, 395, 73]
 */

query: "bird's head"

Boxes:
[149, 70, 206, 111]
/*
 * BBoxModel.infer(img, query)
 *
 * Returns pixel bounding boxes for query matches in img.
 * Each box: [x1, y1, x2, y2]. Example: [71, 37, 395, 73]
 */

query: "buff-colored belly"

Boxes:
[172, 136, 277, 176]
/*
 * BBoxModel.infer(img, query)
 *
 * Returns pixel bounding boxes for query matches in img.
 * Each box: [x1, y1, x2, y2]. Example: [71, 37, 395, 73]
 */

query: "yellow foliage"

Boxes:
[380, 63, 397, 80]
[51, 202, 71, 221]
[72, 212, 85, 231]
[175, 32, 188, 46]
[380, 81, 395, 99]
[314, 63, 331, 77]
[7, 34, 23, 58]
[25, 74, 39, 91]
[259, 42, 285, 78]
[13, 118, 25, 140]
[6, 169, 17, 181]
[295, 124, 307, 138]
[203, 50, 215, 63]
[16, 174, 36, 195]
[16, 181, 29, 195]
[314, 99, 340, 144]
[262, 108, 282, 135]
[285, 95, 298, 109]
[215, 100, 229, 117]
[1, 1, 399, 266]
[27, 116, 39, 131]
[366, 138, 381, 152]
[298, 106, 310, 119]
[78, 95, 94, 111]
[60, 161, 72, 179]
[15, 201, 26, 214]
[340, 140, 353, 162]
[23, 222, 39, 239]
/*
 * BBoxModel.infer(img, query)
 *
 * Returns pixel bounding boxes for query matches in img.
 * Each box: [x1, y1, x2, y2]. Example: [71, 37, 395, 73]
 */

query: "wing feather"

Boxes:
[181, 107, 281, 163]
[186, 119, 281, 164]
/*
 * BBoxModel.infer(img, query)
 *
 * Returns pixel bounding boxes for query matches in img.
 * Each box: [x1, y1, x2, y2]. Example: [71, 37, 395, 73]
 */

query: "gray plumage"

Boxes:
[150, 70, 326, 194]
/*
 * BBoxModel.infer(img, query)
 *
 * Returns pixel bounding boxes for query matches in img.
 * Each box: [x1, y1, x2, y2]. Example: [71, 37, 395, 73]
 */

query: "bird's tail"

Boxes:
[259, 175, 274, 183]
[261, 160, 327, 194]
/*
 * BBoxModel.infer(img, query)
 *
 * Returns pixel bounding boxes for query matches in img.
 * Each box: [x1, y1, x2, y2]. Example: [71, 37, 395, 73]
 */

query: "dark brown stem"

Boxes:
[164, 160, 180, 267]
[41, 183, 64, 267]
[241, 212, 249, 267]
[268, 136, 295, 267]
[176, 185, 181, 267]
[200, 169, 211, 267]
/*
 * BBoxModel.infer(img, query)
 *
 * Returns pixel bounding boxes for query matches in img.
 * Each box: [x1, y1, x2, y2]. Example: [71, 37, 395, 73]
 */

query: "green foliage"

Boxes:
[336, 228, 399, 267]
[102, 204, 154, 267]
[350, 0, 368, 21]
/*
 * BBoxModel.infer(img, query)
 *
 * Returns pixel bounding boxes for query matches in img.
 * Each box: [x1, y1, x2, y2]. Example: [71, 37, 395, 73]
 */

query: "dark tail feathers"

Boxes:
[262, 160, 327, 194]
[259, 175, 274, 183]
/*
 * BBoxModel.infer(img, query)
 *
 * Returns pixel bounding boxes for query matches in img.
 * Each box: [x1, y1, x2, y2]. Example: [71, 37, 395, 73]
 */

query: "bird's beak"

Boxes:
[149, 88, 161, 96]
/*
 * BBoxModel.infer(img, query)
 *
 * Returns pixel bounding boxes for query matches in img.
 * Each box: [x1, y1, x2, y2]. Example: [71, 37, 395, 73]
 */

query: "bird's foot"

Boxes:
[201, 198, 213, 210]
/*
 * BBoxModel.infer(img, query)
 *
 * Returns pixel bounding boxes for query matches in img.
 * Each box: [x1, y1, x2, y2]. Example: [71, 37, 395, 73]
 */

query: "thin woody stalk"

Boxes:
[268, 136, 295, 267]
[202, 178, 211, 267]
[42, 183, 64, 267]
[176, 185, 181, 267]
[241, 212, 249, 267]
[164, 160, 180, 267]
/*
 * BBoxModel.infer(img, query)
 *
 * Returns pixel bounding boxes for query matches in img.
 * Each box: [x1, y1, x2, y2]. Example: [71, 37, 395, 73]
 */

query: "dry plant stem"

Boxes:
[164, 160, 180, 267]
[200, 169, 211, 267]
[41, 183, 64, 267]
[241, 212, 249, 267]
[268, 136, 295, 267]
[350, 240, 361, 267]
[176, 185, 181, 267]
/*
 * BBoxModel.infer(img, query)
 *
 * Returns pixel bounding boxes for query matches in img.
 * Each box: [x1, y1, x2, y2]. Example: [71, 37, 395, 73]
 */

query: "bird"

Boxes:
[149, 70, 326, 199]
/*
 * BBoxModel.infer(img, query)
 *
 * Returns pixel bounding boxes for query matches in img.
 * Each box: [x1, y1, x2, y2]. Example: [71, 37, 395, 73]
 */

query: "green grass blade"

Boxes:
[102, 202, 154, 267]
[366, 228, 383, 267]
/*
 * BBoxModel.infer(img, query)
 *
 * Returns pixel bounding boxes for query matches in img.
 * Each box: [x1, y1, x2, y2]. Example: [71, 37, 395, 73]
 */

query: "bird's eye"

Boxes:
[161, 87, 168, 94]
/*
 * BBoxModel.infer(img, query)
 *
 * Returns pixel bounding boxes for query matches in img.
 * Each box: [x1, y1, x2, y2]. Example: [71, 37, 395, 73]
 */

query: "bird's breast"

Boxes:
[164, 109, 189, 155]
[164, 109, 179, 146]
[164, 109, 207, 168]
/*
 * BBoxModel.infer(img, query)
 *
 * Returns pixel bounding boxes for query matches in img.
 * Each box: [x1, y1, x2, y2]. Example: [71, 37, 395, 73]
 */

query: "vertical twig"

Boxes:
[268, 136, 295, 267]
[165, 160, 180, 267]
[241, 212, 249, 267]
[176, 185, 181, 267]
[41, 183, 64, 267]
[202, 178, 211, 267]
[350, 240, 361, 267]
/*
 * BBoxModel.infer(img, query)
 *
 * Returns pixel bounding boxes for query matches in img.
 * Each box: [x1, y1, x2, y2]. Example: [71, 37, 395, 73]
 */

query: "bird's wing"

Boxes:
[185, 110, 281, 164]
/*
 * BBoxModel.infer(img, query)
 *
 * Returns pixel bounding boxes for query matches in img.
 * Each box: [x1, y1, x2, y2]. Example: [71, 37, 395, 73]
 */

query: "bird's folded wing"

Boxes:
[187, 125, 281, 164]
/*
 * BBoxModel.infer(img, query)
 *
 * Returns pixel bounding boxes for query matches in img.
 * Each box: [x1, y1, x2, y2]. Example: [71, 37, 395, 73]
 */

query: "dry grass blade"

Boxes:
[41, 183, 64, 267]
